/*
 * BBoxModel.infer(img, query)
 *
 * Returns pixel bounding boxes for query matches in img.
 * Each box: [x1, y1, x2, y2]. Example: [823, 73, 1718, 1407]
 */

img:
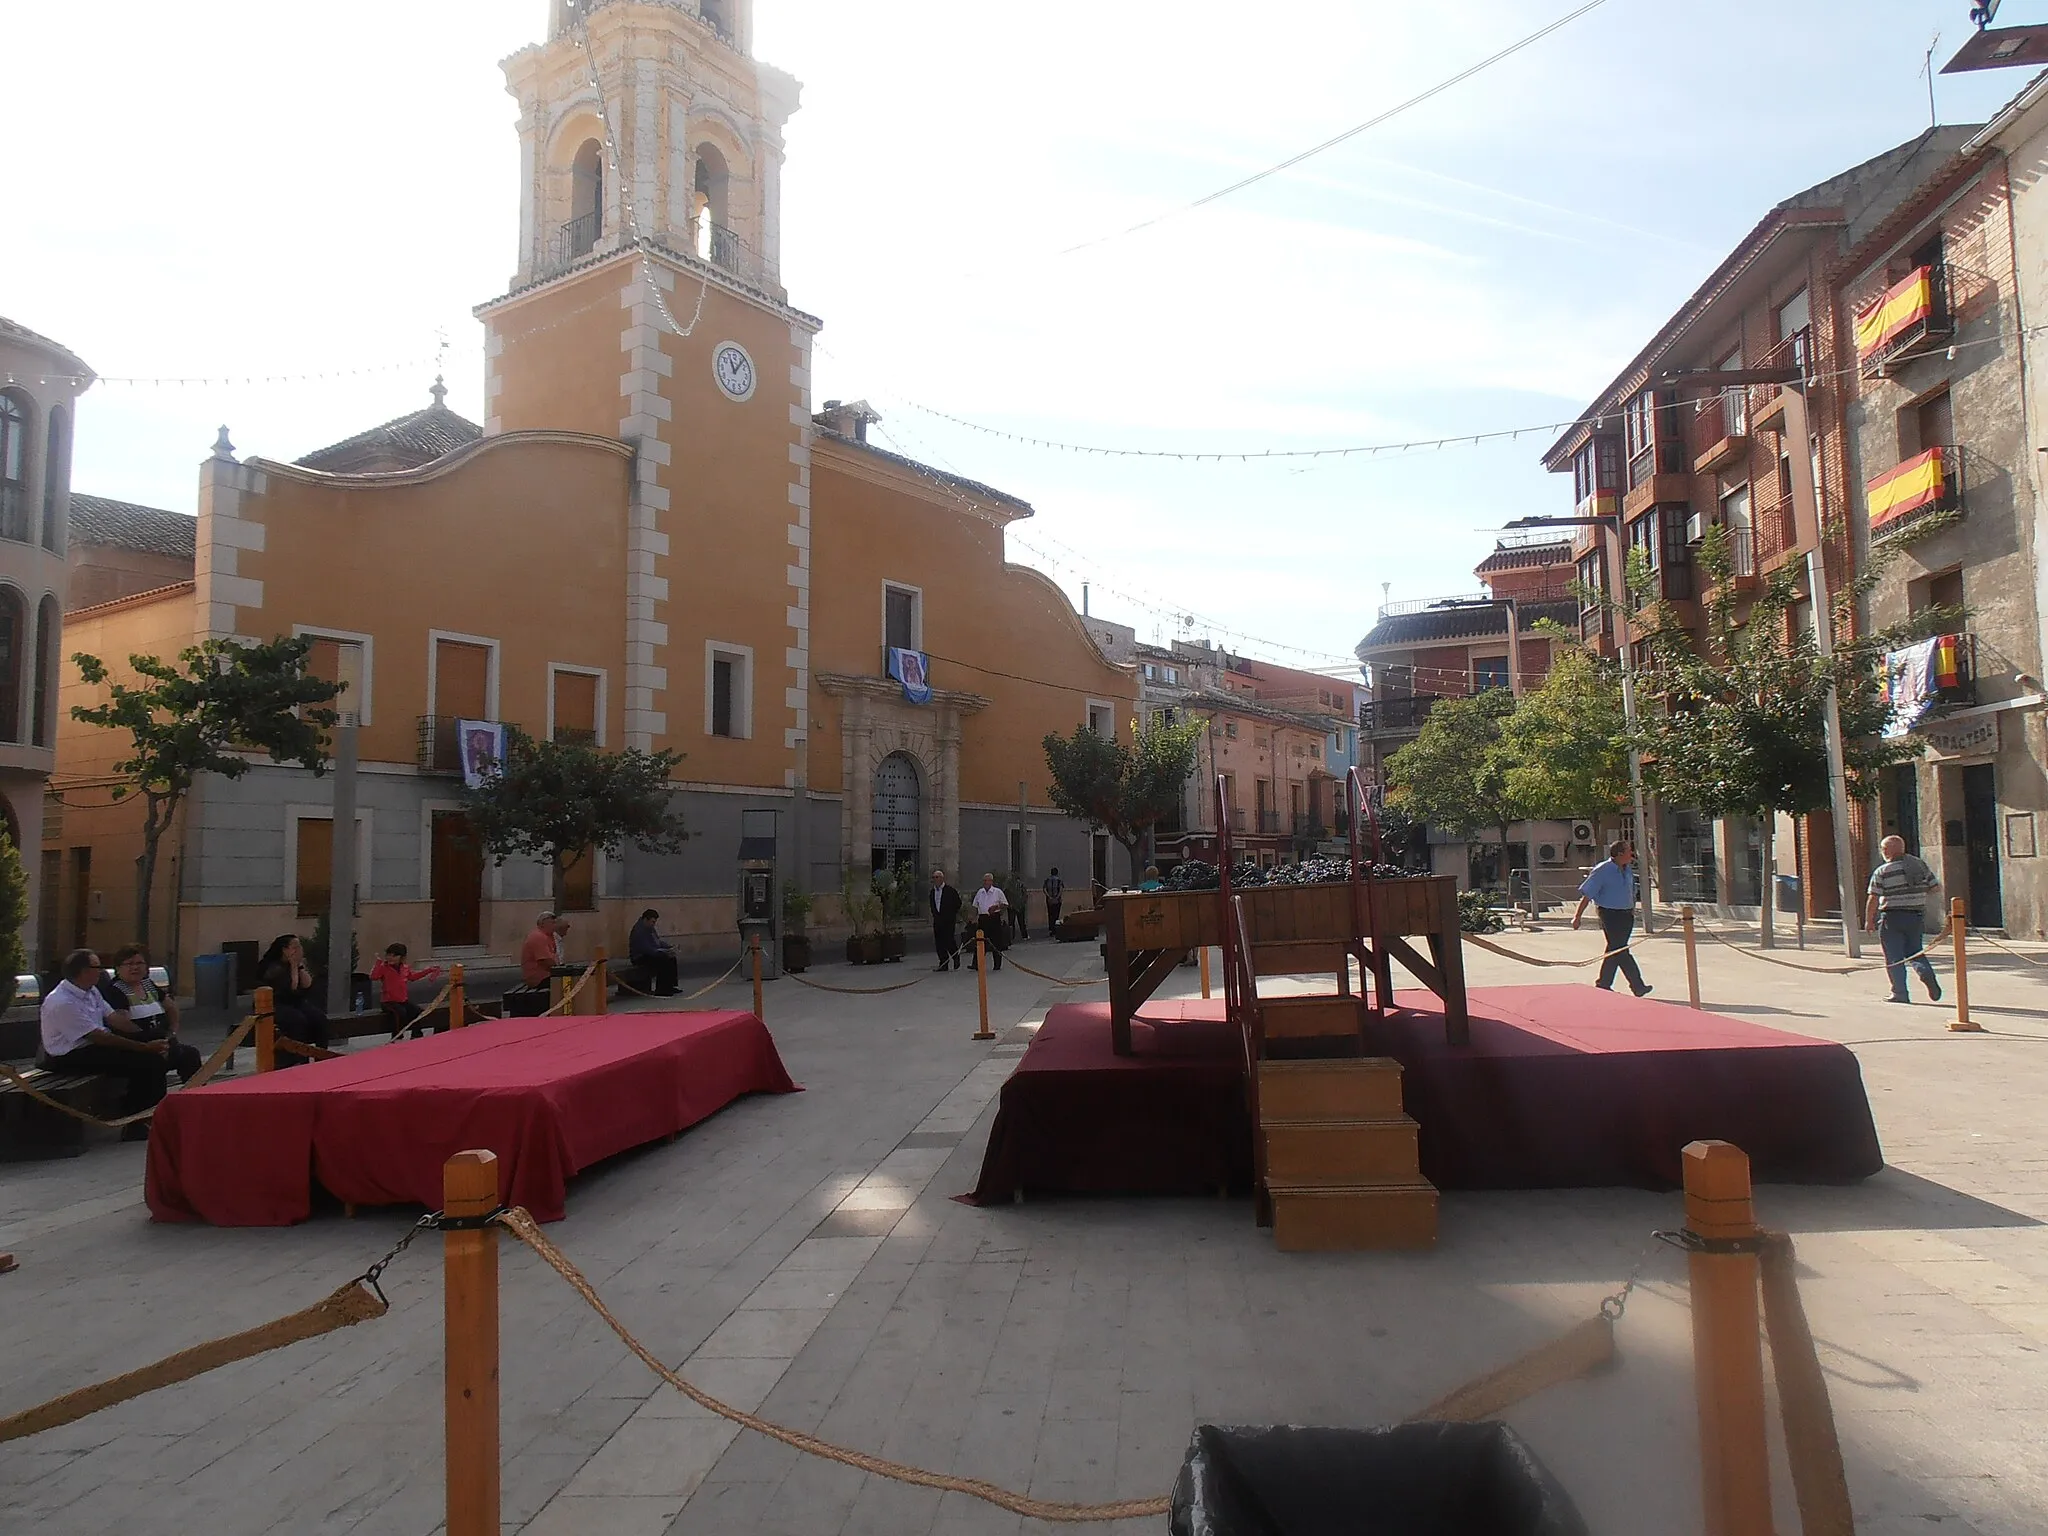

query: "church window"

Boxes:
[568, 139, 603, 257]
[693, 144, 730, 259]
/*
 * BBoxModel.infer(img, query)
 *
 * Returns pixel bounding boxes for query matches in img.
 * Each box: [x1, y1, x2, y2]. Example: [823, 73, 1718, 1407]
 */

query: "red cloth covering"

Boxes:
[961, 987, 1882, 1203]
[146, 1010, 797, 1226]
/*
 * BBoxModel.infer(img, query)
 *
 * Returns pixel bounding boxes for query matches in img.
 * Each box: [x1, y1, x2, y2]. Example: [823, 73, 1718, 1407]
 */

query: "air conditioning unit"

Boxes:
[1570, 820, 1596, 846]
[1538, 842, 1564, 865]
[1685, 512, 1707, 546]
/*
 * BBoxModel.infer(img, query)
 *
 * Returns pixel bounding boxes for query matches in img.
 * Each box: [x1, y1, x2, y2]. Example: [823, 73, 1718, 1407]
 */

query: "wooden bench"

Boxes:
[0, 1068, 123, 1160]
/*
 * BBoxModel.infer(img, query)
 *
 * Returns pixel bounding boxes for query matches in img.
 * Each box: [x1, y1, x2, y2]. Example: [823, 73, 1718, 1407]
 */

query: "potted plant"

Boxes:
[841, 865, 884, 964]
[875, 867, 914, 962]
[781, 885, 813, 973]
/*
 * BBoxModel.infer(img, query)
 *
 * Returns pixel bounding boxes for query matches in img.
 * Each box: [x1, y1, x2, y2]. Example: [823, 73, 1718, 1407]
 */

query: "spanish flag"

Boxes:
[1866, 447, 1945, 531]
[1854, 267, 1934, 361]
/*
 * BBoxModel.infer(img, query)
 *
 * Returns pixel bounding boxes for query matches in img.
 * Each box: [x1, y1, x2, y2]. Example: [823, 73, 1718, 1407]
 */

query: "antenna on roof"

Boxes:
[1922, 30, 1942, 125]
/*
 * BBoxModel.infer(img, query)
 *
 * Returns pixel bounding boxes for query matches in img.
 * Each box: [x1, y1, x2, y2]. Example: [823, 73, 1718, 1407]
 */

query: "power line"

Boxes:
[1056, 0, 1614, 258]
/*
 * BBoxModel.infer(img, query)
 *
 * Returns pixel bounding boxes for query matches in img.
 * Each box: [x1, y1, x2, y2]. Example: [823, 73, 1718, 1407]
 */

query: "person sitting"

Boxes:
[506, 911, 565, 1017]
[96, 943, 201, 1084]
[40, 949, 169, 1135]
[628, 909, 679, 996]
[370, 943, 443, 1037]
[1139, 864, 1164, 892]
[258, 934, 331, 1063]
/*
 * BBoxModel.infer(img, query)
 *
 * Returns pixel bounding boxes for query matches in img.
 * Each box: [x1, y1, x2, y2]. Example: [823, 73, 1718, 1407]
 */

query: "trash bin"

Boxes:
[1776, 873, 1803, 914]
[192, 953, 234, 1011]
[1170, 1422, 1588, 1536]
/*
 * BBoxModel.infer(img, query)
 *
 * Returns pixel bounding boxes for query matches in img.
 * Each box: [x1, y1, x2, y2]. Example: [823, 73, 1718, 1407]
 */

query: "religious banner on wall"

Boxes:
[887, 648, 932, 705]
[458, 719, 509, 788]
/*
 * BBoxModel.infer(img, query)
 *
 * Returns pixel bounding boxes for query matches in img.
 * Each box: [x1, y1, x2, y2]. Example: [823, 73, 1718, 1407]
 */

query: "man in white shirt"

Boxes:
[971, 873, 1009, 971]
[40, 949, 170, 1131]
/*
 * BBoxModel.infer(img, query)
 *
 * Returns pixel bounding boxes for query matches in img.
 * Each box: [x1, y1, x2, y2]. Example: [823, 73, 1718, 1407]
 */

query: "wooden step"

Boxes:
[1268, 1181, 1438, 1252]
[1264, 1117, 1421, 1184]
[1257, 1057, 1405, 1119]
[1248, 938, 1351, 977]
[1258, 995, 1360, 1041]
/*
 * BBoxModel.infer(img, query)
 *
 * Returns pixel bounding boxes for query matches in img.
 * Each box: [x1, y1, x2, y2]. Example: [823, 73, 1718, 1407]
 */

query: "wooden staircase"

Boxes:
[1218, 771, 1439, 1253]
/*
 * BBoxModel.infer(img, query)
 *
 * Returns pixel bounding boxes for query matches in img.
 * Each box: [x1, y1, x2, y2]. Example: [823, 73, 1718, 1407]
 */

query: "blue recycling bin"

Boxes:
[192, 953, 235, 1010]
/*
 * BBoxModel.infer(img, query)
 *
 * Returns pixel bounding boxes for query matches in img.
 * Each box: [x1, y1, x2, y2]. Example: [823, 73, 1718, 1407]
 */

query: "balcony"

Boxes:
[1689, 391, 1749, 474]
[1868, 445, 1963, 542]
[1256, 810, 1283, 835]
[416, 715, 496, 775]
[1360, 694, 1440, 733]
[1885, 633, 1979, 732]
[1855, 264, 1955, 377]
[1753, 493, 1800, 565]
[552, 726, 598, 748]
[686, 221, 773, 290]
[1231, 807, 1246, 831]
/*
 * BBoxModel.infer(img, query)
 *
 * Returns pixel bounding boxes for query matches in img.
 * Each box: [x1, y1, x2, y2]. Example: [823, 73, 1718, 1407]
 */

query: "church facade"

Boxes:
[52, 0, 1136, 980]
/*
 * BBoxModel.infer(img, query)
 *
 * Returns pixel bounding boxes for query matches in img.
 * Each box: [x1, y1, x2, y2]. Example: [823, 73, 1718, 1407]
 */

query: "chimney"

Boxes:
[1082, 582, 1090, 616]
[814, 398, 881, 443]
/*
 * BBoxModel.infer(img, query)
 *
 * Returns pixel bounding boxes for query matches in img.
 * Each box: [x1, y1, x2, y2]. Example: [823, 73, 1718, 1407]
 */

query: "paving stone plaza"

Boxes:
[2, 927, 2045, 1536]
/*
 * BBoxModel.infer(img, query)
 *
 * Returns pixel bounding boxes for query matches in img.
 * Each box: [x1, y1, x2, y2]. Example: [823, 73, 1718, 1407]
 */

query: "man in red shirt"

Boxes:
[520, 911, 565, 988]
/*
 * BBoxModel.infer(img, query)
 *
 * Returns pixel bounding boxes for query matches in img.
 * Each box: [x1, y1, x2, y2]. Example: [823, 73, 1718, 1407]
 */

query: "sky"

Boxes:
[2, 0, 2035, 673]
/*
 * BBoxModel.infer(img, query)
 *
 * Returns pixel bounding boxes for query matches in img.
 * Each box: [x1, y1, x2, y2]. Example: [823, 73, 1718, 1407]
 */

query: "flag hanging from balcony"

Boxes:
[1866, 447, 1945, 532]
[1854, 267, 1935, 362]
[457, 719, 508, 788]
[1881, 635, 1961, 738]
[887, 647, 932, 705]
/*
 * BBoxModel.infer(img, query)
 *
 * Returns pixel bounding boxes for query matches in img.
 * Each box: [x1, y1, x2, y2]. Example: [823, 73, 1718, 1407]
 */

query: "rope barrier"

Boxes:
[0, 1279, 388, 1443]
[1977, 931, 2048, 967]
[0, 1010, 259, 1130]
[538, 965, 600, 1017]
[494, 1207, 1626, 1524]
[1461, 933, 1641, 969]
[1694, 926, 1913, 976]
[273, 1035, 342, 1062]
[391, 980, 456, 1036]
[1000, 956, 1109, 987]
[784, 966, 935, 997]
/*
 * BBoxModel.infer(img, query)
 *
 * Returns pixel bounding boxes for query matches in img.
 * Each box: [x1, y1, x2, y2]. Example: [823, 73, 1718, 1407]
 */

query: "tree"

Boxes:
[72, 637, 341, 953]
[1630, 523, 1957, 940]
[458, 731, 689, 908]
[1494, 646, 1631, 821]
[0, 834, 26, 1010]
[1043, 713, 1204, 878]
[1384, 689, 1519, 879]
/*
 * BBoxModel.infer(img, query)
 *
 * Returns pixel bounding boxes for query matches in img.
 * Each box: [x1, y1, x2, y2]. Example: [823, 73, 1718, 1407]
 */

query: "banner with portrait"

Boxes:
[458, 719, 509, 788]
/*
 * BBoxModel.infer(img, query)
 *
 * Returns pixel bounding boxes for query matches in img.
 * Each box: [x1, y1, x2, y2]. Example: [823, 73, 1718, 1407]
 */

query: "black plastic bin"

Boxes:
[1170, 1422, 1588, 1536]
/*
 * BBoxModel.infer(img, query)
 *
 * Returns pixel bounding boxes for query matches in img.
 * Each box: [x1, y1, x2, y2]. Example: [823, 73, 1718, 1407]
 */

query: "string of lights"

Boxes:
[1056, 0, 1613, 259]
[1, 354, 463, 391]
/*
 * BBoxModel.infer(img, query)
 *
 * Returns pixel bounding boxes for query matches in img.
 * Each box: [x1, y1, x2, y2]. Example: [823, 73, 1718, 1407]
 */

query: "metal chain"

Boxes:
[356, 1214, 438, 1306]
[1600, 1231, 1675, 1323]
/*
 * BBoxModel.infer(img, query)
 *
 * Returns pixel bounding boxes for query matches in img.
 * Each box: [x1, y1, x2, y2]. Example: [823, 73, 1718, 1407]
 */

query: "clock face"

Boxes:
[712, 342, 755, 402]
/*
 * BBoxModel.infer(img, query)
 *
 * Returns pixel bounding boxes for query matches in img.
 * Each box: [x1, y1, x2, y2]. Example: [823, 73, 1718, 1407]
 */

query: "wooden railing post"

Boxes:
[449, 963, 466, 1029]
[443, 1150, 501, 1536]
[1948, 897, 1978, 1032]
[589, 947, 608, 1016]
[1682, 904, 1702, 1009]
[751, 934, 763, 1021]
[253, 986, 276, 1073]
[1682, 1140, 1773, 1536]
[973, 929, 994, 1041]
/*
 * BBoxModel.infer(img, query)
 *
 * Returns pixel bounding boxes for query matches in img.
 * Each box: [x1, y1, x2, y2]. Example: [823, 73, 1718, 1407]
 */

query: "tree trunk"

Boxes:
[136, 799, 169, 962]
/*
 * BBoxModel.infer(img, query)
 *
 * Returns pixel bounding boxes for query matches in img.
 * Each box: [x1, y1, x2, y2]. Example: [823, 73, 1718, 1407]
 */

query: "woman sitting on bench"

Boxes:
[97, 944, 201, 1084]
[39, 949, 170, 1136]
[258, 934, 331, 1062]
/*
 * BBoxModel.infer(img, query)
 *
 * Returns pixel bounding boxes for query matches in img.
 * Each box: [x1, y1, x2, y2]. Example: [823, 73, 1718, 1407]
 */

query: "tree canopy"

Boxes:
[72, 636, 341, 950]
[1495, 647, 1631, 821]
[1043, 712, 1204, 876]
[1383, 688, 1518, 846]
[458, 732, 689, 905]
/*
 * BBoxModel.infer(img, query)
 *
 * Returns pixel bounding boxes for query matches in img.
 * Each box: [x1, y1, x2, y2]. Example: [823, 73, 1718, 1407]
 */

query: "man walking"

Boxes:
[1571, 840, 1651, 997]
[1865, 834, 1942, 1004]
[930, 869, 963, 972]
[1042, 866, 1065, 937]
[973, 873, 1010, 970]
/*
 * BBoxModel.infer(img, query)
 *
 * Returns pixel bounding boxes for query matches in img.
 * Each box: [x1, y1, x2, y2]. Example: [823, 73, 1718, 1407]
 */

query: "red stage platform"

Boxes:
[147, 1010, 798, 1226]
[963, 987, 1880, 1204]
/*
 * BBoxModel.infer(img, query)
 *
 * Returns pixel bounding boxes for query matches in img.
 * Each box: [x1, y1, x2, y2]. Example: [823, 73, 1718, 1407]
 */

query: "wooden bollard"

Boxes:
[1948, 896, 1978, 1032]
[590, 948, 608, 1016]
[1682, 1141, 1773, 1536]
[449, 963, 466, 1029]
[443, 1150, 501, 1536]
[1199, 945, 1212, 999]
[751, 934, 763, 1021]
[973, 929, 994, 1041]
[253, 986, 276, 1073]
[1682, 904, 1702, 1009]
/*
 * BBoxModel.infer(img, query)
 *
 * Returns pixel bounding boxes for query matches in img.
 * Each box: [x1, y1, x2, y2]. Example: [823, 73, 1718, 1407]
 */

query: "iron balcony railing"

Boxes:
[1869, 444, 1965, 542]
[1360, 694, 1440, 732]
[560, 211, 599, 260]
[1256, 810, 1282, 835]
[1856, 263, 1957, 376]
[416, 715, 500, 774]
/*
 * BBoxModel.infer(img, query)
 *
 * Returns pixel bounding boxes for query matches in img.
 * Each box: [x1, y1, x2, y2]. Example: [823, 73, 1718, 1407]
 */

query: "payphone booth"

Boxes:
[738, 808, 781, 980]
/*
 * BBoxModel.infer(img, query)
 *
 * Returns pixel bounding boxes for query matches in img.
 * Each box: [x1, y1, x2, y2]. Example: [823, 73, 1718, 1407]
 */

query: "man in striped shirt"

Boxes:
[1864, 835, 1942, 1004]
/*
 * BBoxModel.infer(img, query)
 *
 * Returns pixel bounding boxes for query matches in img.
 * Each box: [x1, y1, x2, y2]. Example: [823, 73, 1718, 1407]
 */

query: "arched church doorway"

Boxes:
[871, 752, 920, 876]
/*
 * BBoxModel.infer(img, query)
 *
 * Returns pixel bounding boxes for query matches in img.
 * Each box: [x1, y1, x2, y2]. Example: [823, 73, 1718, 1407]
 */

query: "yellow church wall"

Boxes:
[229, 433, 633, 765]
[486, 262, 639, 441]
[806, 442, 1137, 805]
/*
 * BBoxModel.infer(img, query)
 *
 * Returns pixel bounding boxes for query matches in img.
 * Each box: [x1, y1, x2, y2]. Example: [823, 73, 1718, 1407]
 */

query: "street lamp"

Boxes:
[1501, 512, 1654, 938]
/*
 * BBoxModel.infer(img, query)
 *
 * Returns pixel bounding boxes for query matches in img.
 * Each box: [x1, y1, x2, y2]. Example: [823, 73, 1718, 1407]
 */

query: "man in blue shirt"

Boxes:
[1571, 840, 1651, 997]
